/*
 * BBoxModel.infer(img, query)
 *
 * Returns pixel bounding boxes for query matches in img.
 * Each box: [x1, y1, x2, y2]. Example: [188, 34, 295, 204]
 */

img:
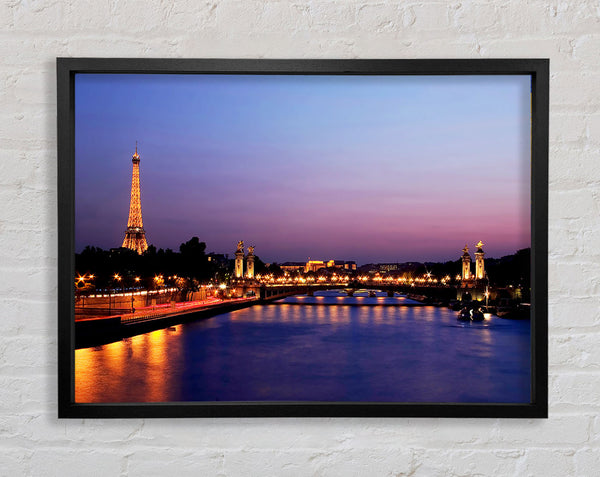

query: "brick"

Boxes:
[0, 449, 33, 477]
[452, 2, 503, 35]
[2, 299, 50, 336]
[356, 4, 402, 33]
[548, 261, 600, 299]
[552, 373, 600, 407]
[551, 113, 587, 144]
[413, 448, 522, 477]
[548, 222, 584, 258]
[63, 2, 114, 30]
[477, 37, 575, 71]
[494, 415, 590, 445]
[63, 36, 167, 58]
[519, 449, 577, 476]
[549, 297, 600, 328]
[308, 2, 357, 33]
[11, 0, 66, 31]
[0, 112, 51, 149]
[572, 34, 600, 67]
[587, 113, 600, 145]
[63, 419, 147, 445]
[221, 447, 415, 477]
[592, 416, 600, 445]
[93, 2, 163, 34]
[581, 224, 600, 256]
[409, 3, 454, 31]
[163, 2, 219, 31]
[550, 145, 600, 188]
[16, 71, 55, 106]
[30, 450, 122, 477]
[552, 71, 600, 107]
[0, 376, 46, 414]
[575, 447, 600, 476]
[551, 332, 600, 369]
[126, 449, 224, 477]
[0, 335, 56, 376]
[549, 189, 599, 220]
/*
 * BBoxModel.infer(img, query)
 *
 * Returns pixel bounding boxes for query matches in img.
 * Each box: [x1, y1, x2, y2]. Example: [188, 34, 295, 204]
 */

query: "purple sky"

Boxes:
[75, 74, 531, 264]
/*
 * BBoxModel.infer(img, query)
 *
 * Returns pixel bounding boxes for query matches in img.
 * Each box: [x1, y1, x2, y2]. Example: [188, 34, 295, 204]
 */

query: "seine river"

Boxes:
[75, 291, 531, 403]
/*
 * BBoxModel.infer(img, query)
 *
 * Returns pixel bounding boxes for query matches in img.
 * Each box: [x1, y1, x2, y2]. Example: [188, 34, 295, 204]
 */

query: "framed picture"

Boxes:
[58, 58, 548, 418]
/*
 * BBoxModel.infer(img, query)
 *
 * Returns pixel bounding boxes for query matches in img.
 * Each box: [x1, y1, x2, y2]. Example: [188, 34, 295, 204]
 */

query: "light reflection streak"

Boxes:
[75, 289, 530, 403]
[75, 326, 183, 403]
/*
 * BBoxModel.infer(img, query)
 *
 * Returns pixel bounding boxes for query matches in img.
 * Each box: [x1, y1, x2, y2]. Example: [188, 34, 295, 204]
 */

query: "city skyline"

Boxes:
[75, 73, 531, 264]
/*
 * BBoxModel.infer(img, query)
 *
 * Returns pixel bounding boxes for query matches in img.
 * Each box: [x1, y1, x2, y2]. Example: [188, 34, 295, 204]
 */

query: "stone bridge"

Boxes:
[233, 281, 458, 302]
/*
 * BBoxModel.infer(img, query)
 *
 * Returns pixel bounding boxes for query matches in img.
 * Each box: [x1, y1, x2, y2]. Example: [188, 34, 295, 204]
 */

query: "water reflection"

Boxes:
[76, 327, 183, 403]
[75, 292, 530, 403]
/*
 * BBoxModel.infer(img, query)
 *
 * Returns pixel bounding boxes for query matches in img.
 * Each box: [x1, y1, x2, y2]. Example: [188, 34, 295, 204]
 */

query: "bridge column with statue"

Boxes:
[246, 245, 255, 279]
[461, 244, 472, 280]
[234, 240, 244, 279]
[457, 241, 488, 301]
[475, 240, 485, 279]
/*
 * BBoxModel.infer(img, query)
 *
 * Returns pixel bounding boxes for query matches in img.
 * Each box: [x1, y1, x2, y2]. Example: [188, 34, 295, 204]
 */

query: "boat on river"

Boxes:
[471, 307, 484, 321]
[457, 307, 471, 321]
[457, 306, 485, 322]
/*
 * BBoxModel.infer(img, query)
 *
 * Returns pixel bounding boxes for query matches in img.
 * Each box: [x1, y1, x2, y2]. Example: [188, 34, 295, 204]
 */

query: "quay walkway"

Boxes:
[75, 296, 258, 349]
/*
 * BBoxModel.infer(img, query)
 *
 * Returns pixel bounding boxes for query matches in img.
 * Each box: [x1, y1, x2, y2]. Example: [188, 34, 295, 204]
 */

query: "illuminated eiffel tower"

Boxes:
[122, 143, 148, 254]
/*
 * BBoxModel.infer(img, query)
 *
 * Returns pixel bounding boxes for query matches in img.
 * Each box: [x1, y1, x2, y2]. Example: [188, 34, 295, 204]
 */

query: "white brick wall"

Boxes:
[1, 1, 598, 475]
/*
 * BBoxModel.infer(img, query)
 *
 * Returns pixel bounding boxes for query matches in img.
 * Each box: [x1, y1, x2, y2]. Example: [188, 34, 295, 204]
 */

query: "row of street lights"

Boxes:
[76, 273, 172, 291]
[255, 273, 459, 286]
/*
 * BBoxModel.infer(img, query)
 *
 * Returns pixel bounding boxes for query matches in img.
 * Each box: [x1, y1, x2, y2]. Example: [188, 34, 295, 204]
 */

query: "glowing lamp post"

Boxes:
[75, 274, 94, 307]
[218, 283, 227, 300]
[114, 273, 124, 294]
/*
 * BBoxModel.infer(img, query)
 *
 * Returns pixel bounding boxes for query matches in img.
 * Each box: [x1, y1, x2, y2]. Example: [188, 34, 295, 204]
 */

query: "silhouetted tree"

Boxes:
[253, 255, 269, 276]
[179, 237, 210, 281]
[268, 262, 284, 277]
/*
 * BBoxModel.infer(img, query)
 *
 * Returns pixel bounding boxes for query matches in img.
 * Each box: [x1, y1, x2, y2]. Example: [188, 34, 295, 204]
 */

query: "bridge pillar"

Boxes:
[346, 289, 354, 297]
[387, 290, 394, 297]
[234, 250, 244, 278]
[246, 248, 255, 279]
[307, 288, 314, 296]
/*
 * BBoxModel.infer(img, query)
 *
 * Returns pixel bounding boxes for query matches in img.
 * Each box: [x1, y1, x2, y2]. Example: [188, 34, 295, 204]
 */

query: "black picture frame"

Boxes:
[58, 58, 548, 418]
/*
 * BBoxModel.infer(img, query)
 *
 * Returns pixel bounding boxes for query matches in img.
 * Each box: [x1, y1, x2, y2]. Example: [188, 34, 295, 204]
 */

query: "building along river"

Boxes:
[75, 290, 531, 403]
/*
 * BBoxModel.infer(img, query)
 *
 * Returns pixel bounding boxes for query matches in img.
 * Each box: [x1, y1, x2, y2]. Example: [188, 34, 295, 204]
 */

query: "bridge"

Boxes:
[232, 279, 459, 303]
[224, 241, 490, 303]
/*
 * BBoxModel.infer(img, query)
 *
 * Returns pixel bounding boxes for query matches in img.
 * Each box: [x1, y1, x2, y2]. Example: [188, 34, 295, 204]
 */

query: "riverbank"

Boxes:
[75, 297, 258, 349]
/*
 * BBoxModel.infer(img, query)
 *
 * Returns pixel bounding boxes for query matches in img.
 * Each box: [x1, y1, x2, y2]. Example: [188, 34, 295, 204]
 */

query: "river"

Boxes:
[75, 290, 531, 403]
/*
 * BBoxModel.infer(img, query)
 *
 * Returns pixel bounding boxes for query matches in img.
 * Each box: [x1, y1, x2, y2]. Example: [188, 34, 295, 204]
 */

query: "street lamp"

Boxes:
[75, 274, 94, 307]
[114, 273, 124, 294]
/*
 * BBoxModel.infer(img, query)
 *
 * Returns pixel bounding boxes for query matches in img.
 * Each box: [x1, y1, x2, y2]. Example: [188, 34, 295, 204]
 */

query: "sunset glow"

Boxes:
[75, 74, 531, 263]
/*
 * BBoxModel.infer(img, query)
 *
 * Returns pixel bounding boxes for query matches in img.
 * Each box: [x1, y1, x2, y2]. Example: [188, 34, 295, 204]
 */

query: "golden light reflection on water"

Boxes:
[479, 324, 493, 346]
[74, 297, 528, 403]
[75, 326, 182, 403]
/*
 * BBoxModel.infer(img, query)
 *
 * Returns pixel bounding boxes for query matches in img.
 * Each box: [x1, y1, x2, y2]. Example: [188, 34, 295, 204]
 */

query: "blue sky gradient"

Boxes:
[75, 74, 531, 263]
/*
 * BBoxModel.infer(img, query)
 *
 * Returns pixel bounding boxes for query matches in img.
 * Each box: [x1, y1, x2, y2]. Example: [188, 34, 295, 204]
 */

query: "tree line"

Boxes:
[75, 237, 268, 294]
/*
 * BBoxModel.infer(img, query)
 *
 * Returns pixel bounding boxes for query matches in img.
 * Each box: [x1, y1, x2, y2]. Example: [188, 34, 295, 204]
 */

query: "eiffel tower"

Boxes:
[122, 143, 148, 254]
